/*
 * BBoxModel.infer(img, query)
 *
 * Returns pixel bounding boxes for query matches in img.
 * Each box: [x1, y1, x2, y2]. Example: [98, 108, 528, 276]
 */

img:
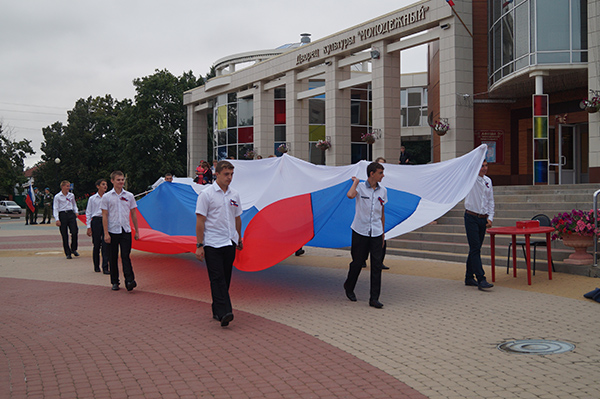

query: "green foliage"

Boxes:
[0, 122, 35, 197]
[35, 69, 205, 195]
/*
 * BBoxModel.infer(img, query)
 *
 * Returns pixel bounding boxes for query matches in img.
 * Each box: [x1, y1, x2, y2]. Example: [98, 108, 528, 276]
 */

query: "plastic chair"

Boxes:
[506, 214, 556, 276]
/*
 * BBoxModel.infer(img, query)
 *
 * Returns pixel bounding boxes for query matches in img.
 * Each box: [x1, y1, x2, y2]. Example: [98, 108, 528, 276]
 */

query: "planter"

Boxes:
[585, 106, 599, 114]
[435, 129, 448, 136]
[363, 137, 375, 145]
[562, 234, 594, 265]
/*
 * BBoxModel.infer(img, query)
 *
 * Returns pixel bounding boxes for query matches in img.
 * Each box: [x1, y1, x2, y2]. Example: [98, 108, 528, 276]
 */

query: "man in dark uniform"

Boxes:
[41, 188, 54, 224]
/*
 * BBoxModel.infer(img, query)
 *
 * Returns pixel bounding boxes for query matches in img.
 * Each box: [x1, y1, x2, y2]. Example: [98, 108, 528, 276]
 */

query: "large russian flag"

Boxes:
[132, 145, 488, 272]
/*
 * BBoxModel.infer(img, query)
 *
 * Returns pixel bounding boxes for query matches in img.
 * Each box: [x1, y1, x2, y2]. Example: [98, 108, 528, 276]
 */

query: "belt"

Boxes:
[92, 216, 102, 220]
[465, 210, 488, 218]
[59, 210, 74, 214]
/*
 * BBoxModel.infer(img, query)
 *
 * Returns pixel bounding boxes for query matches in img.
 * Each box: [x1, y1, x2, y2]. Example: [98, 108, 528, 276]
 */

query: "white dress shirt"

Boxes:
[85, 193, 103, 228]
[195, 182, 243, 248]
[53, 191, 78, 220]
[464, 175, 495, 221]
[100, 188, 137, 234]
[351, 181, 388, 237]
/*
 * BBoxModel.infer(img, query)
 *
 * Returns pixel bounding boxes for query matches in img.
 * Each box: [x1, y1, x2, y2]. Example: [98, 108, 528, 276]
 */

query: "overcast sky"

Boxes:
[1, 0, 425, 168]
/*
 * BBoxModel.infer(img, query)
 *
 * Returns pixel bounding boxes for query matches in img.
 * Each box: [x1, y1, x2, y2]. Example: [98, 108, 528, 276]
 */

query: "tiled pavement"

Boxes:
[1, 217, 600, 398]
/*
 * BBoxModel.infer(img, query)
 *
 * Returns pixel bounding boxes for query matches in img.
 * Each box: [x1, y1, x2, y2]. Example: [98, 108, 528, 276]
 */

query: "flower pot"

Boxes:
[562, 234, 594, 265]
[435, 129, 447, 136]
[585, 106, 599, 114]
[363, 137, 375, 144]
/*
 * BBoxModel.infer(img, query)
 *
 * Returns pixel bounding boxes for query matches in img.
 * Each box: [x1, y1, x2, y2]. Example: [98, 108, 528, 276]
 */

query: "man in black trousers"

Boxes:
[53, 180, 79, 259]
[195, 160, 243, 327]
[344, 162, 387, 309]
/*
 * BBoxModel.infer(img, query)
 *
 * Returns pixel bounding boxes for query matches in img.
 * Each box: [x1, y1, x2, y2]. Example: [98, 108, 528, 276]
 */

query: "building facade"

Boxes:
[184, 0, 599, 185]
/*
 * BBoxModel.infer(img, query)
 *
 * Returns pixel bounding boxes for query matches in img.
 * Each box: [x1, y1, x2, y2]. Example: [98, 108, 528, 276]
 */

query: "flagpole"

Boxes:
[449, 5, 473, 38]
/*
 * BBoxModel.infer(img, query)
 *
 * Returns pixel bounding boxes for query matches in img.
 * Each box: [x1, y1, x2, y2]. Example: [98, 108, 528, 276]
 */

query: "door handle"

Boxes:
[561, 156, 567, 166]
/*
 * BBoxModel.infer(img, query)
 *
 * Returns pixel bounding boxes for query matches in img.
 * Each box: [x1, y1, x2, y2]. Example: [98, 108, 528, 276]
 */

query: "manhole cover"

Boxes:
[497, 340, 575, 355]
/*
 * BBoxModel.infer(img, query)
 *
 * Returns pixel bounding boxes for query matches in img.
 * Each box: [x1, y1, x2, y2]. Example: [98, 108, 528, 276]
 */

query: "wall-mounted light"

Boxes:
[370, 49, 380, 59]
[440, 23, 451, 30]
[324, 61, 332, 66]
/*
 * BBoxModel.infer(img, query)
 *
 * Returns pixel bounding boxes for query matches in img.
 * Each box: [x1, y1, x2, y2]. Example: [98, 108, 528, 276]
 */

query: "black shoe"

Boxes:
[478, 281, 494, 290]
[343, 282, 357, 302]
[362, 264, 367, 268]
[220, 312, 234, 327]
[369, 300, 384, 309]
[213, 315, 220, 321]
[25, 222, 28, 225]
[381, 264, 390, 270]
[295, 249, 305, 256]
[465, 279, 478, 286]
[47, 221, 52, 224]
[32, 222, 38, 225]
[112, 284, 120, 291]
[66, 255, 72, 259]
[102, 270, 110, 275]
[94, 268, 101, 273]
[126, 281, 137, 291]
[584, 287, 600, 299]
[72, 251, 80, 257]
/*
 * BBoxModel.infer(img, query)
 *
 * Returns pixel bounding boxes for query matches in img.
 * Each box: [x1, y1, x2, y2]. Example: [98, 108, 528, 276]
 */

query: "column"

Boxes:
[325, 57, 351, 166]
[588, 0, 600, 182]
[285, 70, 310, 160]
[371, 41, 402, 163]
[253, 81, 274, 157]
[187, 107, 207, 177]
[438, 1, 474, 161]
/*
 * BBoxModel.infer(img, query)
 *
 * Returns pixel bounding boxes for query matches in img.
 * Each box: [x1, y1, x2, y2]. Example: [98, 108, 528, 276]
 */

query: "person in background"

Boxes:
[201, 161, 213, 185]
[33, 187, 43, 224]
[86, 179, 109, 274]
[53, 180, 79, 259]
[164, 173, 173, 182]
[41, 188, 54, 224]
[399, 146, 410, 164]
[211, 160, 218, 175]
[102, 171, 139, 292]
[464, 160, 494, 291]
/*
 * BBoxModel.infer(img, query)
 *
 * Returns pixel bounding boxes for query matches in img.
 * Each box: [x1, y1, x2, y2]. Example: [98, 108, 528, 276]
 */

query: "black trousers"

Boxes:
[345, 231, 384, 301]
[464, 212, 488, 282]
[91, 217, 109, 272]
[108, 229, 134, 286]
[204, 244, 236, 319]
[58, 210, 78, 256]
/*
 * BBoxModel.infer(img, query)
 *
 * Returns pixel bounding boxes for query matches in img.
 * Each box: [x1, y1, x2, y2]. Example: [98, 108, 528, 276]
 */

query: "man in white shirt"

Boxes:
[101, 171, 139, 291]
[53, 180, 79, 259]
[343, 162, 387, 309]
[464, 160, 495, 290]
[86, 179, 109, 274]
[195, 160, 243, 327]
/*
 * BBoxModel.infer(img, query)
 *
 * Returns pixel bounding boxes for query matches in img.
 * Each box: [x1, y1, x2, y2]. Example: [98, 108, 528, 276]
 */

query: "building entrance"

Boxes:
[549, 124, 588, 184]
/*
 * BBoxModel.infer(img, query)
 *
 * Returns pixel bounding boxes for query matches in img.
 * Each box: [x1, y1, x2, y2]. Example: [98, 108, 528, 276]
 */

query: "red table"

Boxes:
[487, 226, 555, 285]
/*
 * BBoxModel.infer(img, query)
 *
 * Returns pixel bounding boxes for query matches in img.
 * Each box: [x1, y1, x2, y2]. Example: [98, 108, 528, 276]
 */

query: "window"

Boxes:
[401, 88, 428, 127]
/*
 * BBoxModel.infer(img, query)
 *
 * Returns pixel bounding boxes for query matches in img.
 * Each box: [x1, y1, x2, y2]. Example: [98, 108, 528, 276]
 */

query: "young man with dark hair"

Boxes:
[164, 173, 173, 182]
[102, 171, 139, 291]
[464, 160, 495, 290]
[86, 179, 109, 274]
[344, 162, 387, 308]
[53, 180, 79, 259]
[195, 160, 243, 327]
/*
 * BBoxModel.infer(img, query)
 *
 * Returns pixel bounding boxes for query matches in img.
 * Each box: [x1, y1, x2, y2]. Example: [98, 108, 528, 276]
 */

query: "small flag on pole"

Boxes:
[446, 0, 455, 6]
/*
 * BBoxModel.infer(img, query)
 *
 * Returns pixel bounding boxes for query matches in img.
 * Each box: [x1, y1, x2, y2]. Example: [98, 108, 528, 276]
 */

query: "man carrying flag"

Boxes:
[25, 185, 35, 225]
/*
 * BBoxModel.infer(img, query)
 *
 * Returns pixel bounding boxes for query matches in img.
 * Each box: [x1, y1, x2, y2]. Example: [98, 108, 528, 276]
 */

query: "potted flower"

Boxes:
[361, 132, 376, 145]
[316, 139, 331, 150]
[277, 144, 288, 154]
[582, 95, 600, 113]
[430, 120, 450, 136]
[551, 209, 597, 264]
[244, 150, 256, 160]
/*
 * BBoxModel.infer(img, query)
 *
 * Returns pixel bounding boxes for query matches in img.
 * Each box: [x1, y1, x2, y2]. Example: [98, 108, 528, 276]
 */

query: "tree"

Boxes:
[118, 69, 203, 193]
[0, 122, 34, 197]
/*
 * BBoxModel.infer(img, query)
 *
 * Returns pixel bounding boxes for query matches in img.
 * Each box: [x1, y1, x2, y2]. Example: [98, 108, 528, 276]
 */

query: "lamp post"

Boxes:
[54, 158, 61, 192]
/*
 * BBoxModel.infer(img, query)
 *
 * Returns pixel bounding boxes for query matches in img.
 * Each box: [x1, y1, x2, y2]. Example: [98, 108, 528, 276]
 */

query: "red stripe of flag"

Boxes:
[446, 0, 455, 6]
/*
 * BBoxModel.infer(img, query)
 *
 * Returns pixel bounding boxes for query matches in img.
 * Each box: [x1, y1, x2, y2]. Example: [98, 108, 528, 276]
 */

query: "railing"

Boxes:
[594, 189, 600, 267]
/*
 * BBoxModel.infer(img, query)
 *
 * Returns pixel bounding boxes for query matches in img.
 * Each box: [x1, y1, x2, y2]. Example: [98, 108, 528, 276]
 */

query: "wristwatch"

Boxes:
[196, 242, 204, 248]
